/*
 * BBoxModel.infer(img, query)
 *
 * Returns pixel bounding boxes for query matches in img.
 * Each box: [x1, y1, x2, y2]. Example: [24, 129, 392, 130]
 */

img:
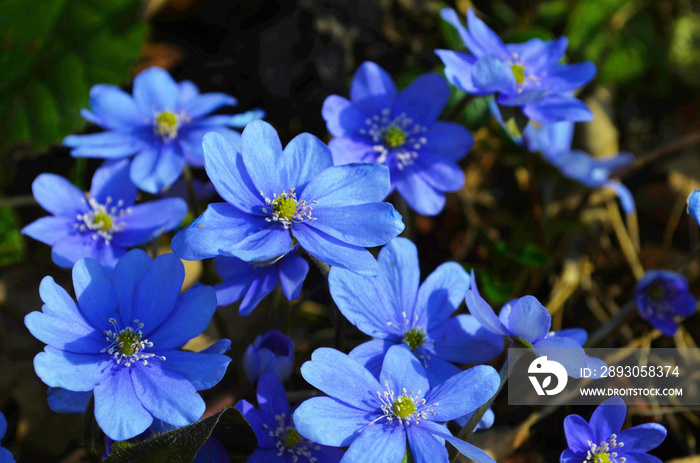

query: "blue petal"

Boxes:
[110, 249, 153, 327]
[132, 361, 204, 427]
[47, 388, 91, 414]
[111, 198, 187, 247]
[130, 143, 185, 194]
[22, 216, 73, 246]
[234, 400, 276, 447]
[532, 336, 588, 378]
[90, 159, 137, 206]
[300, 163, 391, 207]
[510, 37, 568, 74]
[178, 127, 239, 167]
[342, 420, 405, 463]
[308, 203, 404, 247]
[32, 174, 87, 217]
[549, 328, 587, 346]
[329, 267, 398, 339]
[472, 55, 517, 94]
[590, 396, 626, 443]
[424, 365, 499, 421]
[328, 135, 375, 165]
[34, 346, 114, 391]
[607, 181, 636, 215]
[322, 95, 366, 137]
[25, 312, 105, 354]
[194, 437, 230, 463]
[377, 238, 420, 325]
[83, 84, 144, 130]
[293, 225, 380, 276]
[497, 89, 549, 106]
[281, 132, 334, 192]
[94, 368, 153, 441]
[349, 340, 392, 379]
[202, 131, 264, 214]
[196, 109, 265, 128]
[423, 355, 463, 387]
[439, 9, 487, 57]
[277, 254, 309, 301]
[392, 73, 449, 127]
[418, 262, 469, 330]
[422, 122, 474, 162]
[72, 257, 120, 330]
[406, 424, 448, 463]
[559, 448, 582, 463]
[256, 373, 291, 418]
[201, 339, 232, 355]
[545, 62, 597, 93]
[294, 397, 371, 447]
[506, 296, 551, 343]
[524, 96, 593, 124]
[133, 253, 184, 337]
[39, 276, 86, 325]
[180, 92, 237, 119]
[350, 62, 398, 115]
[171, 202, 293, 262]
[524, 121, 574, 155]
[563, 414, 594, 455]
[465, 271, 510, 336]
[64, 131, 147, 159]
[147, 285, 217, 349]
[395, 169, 446, 216]
[238, 271, 277, 316]
[213, 258, 259, 306]
[300, 347, 382, 411]
[410, 151, 465, 193]
[688, 190, 700, 225]
[379, 345, 429, 403]
[618, 454, 663, 463]
[157, 350, 231, 391]
[133, 67, 179, 113]
[434, 49, 482, 94]
[466, 8, 508, 56]
[617, 423, 667, 453]
[176, 80, 199, 106]
[239, 120, 285, 197]
[419, 420, 495, 463]
[51, 234, 120, 270]
[429, 315, 504, 364]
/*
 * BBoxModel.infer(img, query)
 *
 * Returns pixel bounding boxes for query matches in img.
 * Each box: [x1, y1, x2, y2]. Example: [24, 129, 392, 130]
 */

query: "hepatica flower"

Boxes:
[466, 273, 599, 377]
[25, 250, 232, 441]
[524, 121, 636, 214]
[243, 330, 295, 384]
[172, 120, 404, 276]
[64, 66, 263, 193]
[635, 270, 696, 336]
[214, 251, 309, 315]
[235, 373, 344, 463]
[330, 237, 502, 386]
[322, 62, 473, 215]
[22, 159, 186, 270]
[294, 345, 499, 463]
[0, 413, 14, 463]
[561, 397, 667, 463]
[437, 8, 595, 124]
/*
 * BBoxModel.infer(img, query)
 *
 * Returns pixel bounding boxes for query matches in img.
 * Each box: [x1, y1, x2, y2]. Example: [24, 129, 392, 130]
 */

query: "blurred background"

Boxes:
[1, 0, 700, 461]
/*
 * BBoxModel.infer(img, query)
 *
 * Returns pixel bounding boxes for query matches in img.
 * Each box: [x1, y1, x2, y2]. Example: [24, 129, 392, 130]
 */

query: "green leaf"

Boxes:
[0, 206, 24, 266]
[462, 95, 492, 130]
[478, 272, 516, 304]
[104, 407, 257, 463]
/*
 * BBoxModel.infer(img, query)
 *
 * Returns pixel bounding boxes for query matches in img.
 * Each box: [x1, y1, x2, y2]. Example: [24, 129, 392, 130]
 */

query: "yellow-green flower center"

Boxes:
[591, 453, 611, 463]
[648, 284, 665, 300]
[284, 428, 303, 448]
[273, 196, 298, 221]
[511, 64, 526, 84]
[117, 331, 143, 356]
[392, 396, 416, 419]
[92, 211, 113, 232]
[384, 125, 407, 148]
[403, 328, 426, 350]
[155, 110, 180, 139]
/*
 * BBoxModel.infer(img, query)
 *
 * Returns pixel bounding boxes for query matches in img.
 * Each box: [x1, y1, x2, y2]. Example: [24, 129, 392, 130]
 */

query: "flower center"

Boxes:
[261, 188, 317, 229]
[403, 327, 427, 350]
[284, 428, 303, 448]
[511, 64, 526, 84]
[647, 284, 665, 301]
[585, 435, 625, 463]
[154, 110, 182, 139]
[374, 381, 437, 426]
[265, 413, 321, 463]
[358, 109, 427, 170]
[102, 318, 165, 367]
[75, 196, 129, 244]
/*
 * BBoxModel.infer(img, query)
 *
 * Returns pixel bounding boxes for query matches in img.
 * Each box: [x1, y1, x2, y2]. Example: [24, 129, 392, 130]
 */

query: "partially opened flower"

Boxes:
[561, 397, 666, 463]
[322, 62, 473, 215]
[294, 345, 499, 463]
[214, 251, 309, 316]
[243, 330, 295, 384]
[25, 250, 232, 441]
[0, 413, 14, 463]
[437, 8, 595, 124]
[635, 270, 696, 336]
[330, 237, 502, 386]
[172, 120, 405, 276]
[64, 66, 264, 193]
[22, 159, 187, 270]
[235, 373, 344, 463]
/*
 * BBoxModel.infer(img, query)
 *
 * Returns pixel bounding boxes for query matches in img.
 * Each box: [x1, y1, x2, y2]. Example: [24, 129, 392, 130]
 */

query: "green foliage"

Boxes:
[104, 407, 258, 463]
[0, 206, 23, 266]
[0, 0, 147, 154]
[477, 271, 516, 304]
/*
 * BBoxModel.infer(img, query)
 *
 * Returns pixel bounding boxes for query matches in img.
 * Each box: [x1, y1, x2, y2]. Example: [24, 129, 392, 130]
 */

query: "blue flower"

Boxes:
[293, 345, 499, 463]
[466, 273, 600, 377]
[0, 413, 14, 463]
[330, 237, 502, 386]
[24, 250, 232, 441]
[635, 270, 696, 336]
[64, 67, 264, 193]
[243, 330, 295, 384]
[235, 373, 344, 463]
[322, 62, 473, 215]
[688, 189, 700, 225]
[22, 159, 187, 270]
[214, 251, 309, 315]
[437, 8, 595, 124]
[523, 121, 636, 214]
[561, 397, 667, 463]
[171, 120, 405, 276]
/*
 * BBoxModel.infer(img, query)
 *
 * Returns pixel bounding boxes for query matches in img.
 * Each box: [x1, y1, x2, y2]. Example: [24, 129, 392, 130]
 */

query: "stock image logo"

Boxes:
[528, 356, 568, 396]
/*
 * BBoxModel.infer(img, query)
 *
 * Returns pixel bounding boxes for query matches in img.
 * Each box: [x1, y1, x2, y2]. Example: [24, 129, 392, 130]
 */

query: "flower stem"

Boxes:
[182, 165, 201, 217]
[446, 93, 474, 122]
[585, 300, 637, 347]
[83, 394, 99, 463]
